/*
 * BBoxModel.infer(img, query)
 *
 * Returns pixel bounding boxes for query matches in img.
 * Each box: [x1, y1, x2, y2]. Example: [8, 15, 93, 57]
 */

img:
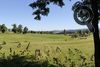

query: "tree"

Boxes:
[29, 0, 65, 20]
[23, 27, 28, 34]
[0, 25, 1, 32]
[29, 0, 100, 66]
[77, 30, 83, 37]
[91, 0, 100, 67]
[64, 29, 66, 35]
[12, 24, 17, 33]
[17, 24, 23, 33]
[1, 24, 7, 33]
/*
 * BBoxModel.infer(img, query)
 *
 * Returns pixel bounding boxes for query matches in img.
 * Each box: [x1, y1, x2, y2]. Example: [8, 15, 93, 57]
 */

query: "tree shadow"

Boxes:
[0, 55, 57, 67]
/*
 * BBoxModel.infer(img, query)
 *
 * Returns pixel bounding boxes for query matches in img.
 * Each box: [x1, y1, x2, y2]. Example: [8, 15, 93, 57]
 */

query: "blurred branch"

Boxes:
[29, 0, 65, 20]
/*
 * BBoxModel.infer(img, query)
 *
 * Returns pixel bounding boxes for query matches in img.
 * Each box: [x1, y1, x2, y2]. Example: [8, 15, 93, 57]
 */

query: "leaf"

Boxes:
[29, 0, 65, 20]
[34, 15, 41, 20]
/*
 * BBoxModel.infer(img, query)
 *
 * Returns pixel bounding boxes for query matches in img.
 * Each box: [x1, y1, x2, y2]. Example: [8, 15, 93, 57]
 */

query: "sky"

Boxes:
[0, 0, 91, 31]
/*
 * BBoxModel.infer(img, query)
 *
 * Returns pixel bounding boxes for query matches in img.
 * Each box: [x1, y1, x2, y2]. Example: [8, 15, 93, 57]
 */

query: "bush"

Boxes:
[0, 47, 94, 67]
[2, 41, 6, 45]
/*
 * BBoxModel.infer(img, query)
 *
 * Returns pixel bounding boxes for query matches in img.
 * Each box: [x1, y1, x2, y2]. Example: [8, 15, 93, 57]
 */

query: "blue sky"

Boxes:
[0, 0, 89, 31]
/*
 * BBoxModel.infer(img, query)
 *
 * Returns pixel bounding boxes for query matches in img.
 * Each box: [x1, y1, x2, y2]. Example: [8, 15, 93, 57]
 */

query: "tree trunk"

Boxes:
[91, 0, 100, 67]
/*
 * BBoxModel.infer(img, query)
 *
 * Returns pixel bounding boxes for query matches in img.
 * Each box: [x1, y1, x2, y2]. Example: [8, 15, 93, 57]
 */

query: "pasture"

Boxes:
[0, 33, 94, 66]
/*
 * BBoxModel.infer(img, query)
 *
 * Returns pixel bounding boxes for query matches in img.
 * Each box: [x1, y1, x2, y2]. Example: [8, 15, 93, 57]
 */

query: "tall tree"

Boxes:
[12, 24, 17, 33]
[91, 0, 100, 67]
[0, 25, 1, 32]
[17, 24, 23, 33]
[64, 29, 66, 35]
[1, 24, 7, 33]
[23, 26, 28, 34]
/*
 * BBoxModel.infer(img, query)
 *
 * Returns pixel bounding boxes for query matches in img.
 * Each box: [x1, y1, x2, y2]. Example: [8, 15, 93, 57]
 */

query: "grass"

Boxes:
[0, 33, 94, 66]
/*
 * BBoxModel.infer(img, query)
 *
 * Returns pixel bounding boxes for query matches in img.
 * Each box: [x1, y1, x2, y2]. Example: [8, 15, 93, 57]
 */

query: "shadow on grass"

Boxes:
[0, 47, 95, 67]
[0, 55, 57, 67]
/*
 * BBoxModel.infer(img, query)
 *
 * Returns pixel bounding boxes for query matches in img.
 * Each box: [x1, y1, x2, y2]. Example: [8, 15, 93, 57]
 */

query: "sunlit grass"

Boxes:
[0, 33, 94, 57]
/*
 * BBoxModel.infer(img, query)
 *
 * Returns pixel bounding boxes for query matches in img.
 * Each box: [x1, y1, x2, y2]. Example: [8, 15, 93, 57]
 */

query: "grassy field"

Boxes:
[0, 33, 94, 66]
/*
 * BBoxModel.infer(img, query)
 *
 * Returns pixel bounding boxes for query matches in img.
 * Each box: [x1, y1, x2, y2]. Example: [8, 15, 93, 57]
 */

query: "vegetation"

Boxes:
[29, 1, 100, 66]
[12, 24, 17, 33]
[0, 24, 29, 34]
[29, 0, 65, 20]
[23, 27, 28, 34]
[0, 33, 94, 67]
[17, 24, 23, 33]
[0, 24, 91, 37]
[0, 24, 7, 33]
[0, 0, 96, 66]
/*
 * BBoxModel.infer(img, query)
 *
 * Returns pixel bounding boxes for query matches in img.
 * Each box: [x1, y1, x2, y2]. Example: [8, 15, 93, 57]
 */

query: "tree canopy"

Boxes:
[29, 0, 65, 20]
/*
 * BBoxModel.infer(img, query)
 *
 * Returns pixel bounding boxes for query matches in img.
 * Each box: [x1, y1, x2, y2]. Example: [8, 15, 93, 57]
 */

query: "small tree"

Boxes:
[23, 26, 28, 34]
[1, 24, 7, 33]
[17, 24, 23, 33]
[12, 24, 17, 33]
[64, 29, 66, 35]
[77, 30, 82, 37]
[0, 25, 1, 30]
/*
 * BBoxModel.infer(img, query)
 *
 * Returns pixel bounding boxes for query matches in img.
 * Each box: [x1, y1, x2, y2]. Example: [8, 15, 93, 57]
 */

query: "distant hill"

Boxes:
[29, 29, 90, 34]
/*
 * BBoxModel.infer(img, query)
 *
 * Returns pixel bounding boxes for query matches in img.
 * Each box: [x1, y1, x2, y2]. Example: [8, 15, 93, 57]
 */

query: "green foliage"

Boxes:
[23, 26, 28, 34]
[0, 47, 94, 67]
[17, 24, 23, 33]
[0, 24, 7, 33]
[12, 24, 28, 34]
[77, 30, 90, 37]
[12, 24, 17, 33]
[0, 33, 94, 67]
[64, 29, 66, 35]
[29, 0, 65, 20]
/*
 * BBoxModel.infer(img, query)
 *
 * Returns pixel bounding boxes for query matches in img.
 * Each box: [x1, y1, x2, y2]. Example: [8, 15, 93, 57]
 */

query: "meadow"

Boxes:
[0, 33, 95, 67]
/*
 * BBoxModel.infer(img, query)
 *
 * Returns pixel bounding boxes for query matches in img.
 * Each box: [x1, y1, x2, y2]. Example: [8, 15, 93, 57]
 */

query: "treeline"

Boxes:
[0, 24, 28, 34]
[68, 29, 91, 38]
[0, 24, 90, 36]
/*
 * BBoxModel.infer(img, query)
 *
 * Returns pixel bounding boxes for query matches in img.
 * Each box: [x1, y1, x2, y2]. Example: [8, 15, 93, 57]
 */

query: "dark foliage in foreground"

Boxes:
[0, 55, 57, 67]
[0, 48, 94, 67]
[29, 0, 65, 20]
